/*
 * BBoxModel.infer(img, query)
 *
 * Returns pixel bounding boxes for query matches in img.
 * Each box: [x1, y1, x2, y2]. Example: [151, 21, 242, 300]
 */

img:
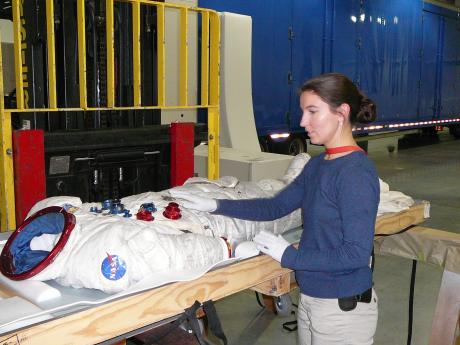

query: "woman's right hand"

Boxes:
[169, 190, 218, 212]
[254, 231, 290, 262]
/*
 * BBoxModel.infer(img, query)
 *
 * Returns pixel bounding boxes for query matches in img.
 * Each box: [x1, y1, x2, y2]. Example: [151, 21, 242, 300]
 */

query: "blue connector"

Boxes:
[101, 199, 113, 210]
[141, 202, 157, 213]
[111, 203, 125, 214]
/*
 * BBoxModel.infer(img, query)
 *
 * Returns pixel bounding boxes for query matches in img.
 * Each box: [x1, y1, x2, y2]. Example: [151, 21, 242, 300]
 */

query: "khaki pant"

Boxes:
[297, 289, 378, 345]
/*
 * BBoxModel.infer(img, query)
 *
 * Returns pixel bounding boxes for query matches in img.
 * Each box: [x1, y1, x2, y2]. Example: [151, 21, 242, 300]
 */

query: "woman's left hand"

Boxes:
[254, 231, 290, 262]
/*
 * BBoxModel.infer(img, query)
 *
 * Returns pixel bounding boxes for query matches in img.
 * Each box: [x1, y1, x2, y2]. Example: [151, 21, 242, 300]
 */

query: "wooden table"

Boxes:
[0, 202, 429, 345]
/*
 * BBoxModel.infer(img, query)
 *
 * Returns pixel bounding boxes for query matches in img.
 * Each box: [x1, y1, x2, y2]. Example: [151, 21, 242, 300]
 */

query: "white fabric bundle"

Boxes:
[377, 179, 414, 215]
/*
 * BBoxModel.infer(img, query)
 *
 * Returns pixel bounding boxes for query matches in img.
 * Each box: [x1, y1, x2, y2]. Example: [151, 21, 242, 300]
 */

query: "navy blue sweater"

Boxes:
[214, 152, 379, 298]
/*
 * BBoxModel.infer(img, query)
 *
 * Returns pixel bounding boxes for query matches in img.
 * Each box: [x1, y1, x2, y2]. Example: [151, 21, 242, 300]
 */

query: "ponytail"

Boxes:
[354, 96, 377, 124]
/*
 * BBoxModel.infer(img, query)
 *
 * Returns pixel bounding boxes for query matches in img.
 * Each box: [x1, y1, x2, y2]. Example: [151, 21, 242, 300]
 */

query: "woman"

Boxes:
[172, 73, 379, 345]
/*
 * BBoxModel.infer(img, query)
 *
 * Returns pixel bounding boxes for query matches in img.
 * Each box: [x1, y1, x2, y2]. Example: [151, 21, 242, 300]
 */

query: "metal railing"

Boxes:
[0, 0, 220, 231]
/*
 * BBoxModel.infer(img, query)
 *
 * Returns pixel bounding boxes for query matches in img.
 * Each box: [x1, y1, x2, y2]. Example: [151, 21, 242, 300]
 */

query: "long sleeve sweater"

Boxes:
[213, 151, 380, 298]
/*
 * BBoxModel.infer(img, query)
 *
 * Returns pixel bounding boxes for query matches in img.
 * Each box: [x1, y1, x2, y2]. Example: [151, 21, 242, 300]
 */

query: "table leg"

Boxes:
[429, 270, 460, 345]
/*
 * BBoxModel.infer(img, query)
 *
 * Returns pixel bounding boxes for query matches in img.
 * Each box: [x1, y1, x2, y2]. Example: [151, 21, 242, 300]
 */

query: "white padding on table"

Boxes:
[0, 273, 61, 307]
[0, 296, 52, 334]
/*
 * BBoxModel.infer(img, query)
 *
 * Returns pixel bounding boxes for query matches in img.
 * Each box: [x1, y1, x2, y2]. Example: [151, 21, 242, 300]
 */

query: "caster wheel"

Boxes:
[179, 318, 205, 335]
[275, 294, 293, 317]
[287, 137, 307, 156]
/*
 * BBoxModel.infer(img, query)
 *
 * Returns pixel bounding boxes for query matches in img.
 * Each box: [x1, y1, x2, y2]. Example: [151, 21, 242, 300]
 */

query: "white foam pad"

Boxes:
[0, 296, 53, 333]
[0, 273, 61, 307]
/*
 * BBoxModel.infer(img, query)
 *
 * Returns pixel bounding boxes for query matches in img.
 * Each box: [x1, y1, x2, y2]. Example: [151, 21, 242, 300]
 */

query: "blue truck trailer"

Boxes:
[199, 0, 460, 154]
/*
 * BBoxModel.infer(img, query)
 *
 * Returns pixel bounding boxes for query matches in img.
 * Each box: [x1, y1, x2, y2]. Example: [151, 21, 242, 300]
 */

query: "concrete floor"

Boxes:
[210, 130, 460, 345]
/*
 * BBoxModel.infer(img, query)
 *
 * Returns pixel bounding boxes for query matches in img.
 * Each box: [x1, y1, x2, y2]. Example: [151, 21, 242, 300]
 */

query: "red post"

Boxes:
[170, 122, 195, 187]
[13, 130, 46, 224]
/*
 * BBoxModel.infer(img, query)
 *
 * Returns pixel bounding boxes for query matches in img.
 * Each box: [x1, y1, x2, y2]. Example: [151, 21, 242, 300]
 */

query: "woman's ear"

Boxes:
[337, 103, 351, 123]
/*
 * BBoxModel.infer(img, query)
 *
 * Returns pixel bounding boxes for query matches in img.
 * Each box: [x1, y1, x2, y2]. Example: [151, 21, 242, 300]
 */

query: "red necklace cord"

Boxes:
[325, 145, 365, 155]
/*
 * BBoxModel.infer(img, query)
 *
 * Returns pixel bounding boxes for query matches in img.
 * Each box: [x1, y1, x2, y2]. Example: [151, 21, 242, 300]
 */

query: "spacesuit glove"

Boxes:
[253, 230, 290, 263]
[169, 190, 218, 212]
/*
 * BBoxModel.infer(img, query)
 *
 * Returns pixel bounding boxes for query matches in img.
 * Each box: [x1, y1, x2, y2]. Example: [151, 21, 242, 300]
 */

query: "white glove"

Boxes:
[254, 230, 290, 262]
[169, 190, 218, 212]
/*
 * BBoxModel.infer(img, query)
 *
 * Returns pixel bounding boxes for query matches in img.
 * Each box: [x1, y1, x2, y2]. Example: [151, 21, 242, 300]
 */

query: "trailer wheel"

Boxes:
[259, 137, 269, 152]
[275, 294, 293, 317]
[449, 125, 460, 139]
[287, 136, 307, 156]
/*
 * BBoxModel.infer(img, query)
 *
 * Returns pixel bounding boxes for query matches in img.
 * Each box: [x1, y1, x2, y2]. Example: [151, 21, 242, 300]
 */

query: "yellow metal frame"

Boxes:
[157, 4, 166, 107]
[132, 1, 141, 107]
[200, 11, 209, 106]
[208, 12, 220, 181]
[0, 33, 16, 231]
[77, 0, 88, 109]
[0, 0, 220, 231]
[12, 0, 24, 109]
[179, 8, 188, 106]
[46, 0, 57, 109]
[106, 0, 115, 108]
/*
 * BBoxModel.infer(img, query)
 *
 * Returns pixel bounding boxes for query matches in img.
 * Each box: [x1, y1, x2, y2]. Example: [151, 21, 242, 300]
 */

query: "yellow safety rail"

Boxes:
[0, 32, 16, 232]
[106, 0, 115, 108]
[0, 0, 220, 231]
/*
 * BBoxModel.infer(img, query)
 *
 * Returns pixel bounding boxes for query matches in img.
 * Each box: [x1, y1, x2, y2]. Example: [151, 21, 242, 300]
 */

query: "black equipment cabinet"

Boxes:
[45, 125, 206, 202]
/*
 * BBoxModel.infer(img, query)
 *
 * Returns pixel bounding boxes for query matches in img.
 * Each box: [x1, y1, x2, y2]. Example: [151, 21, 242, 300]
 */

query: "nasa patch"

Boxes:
[101, 253, 127, 281]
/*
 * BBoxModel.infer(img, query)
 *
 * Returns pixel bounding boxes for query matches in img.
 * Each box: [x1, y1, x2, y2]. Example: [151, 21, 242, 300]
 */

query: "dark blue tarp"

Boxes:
[199, 0, 460, 134]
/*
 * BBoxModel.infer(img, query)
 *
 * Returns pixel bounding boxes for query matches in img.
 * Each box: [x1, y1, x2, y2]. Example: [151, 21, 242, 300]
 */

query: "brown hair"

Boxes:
[300, 73, 376, 125]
